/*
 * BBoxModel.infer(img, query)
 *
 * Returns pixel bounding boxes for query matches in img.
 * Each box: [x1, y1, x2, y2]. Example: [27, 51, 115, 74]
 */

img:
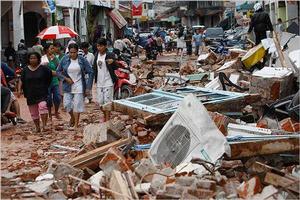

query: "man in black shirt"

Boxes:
[248, 3, 273, 45]
[4, 42, 16, 62]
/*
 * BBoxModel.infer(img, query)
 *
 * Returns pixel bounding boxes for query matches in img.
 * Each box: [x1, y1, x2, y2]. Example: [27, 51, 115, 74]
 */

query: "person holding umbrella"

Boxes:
[41, 43, 61, 120]
[56, 43, 94, 130]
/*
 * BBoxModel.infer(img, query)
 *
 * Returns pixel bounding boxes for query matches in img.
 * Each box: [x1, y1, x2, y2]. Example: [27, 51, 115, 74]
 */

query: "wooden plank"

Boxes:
[264, 172, 299, 193]
[68, 138, 131, 169]
[273, 31, 287, 68]
[124, 171, 139, 200]
[251, 161, 298, 181]
[109, 170, 132, 200]
[229, 138, 299, 159]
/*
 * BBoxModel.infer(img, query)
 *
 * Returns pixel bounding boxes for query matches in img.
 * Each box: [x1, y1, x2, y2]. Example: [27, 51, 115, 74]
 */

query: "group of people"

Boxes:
[2, 37, 118, 132]
[143, 27, 205, 58]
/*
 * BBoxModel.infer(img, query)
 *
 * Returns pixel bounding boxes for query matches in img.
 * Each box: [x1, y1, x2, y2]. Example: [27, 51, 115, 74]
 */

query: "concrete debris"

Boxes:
[26, 180, 54, 195]
[35, 173, 54, 181]
[2, 28, 299, 200]
[87, 171, 105, 191]
[82, 123, 108, 145]
[134, 158, 158, 182]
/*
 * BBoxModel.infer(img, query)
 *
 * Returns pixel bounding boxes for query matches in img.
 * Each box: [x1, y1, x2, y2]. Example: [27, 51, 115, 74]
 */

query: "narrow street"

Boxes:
[1, 0, 300, 199]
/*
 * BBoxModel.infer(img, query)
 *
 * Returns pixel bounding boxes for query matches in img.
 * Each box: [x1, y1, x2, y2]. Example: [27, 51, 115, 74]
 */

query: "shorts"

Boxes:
[28, 101, 48, 120]
[63, 93, 85, 113]
[96, 86, 114, 105]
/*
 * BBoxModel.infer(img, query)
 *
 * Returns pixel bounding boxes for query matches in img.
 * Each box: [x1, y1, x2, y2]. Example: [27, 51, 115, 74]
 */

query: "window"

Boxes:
[144, 4, 147, 10]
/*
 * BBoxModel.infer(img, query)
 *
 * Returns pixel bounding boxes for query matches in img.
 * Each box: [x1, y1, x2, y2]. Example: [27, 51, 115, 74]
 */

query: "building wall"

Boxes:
[1, 9, 13, 48]
[278, 7, 286, 22]
[287, 2, 298, 23]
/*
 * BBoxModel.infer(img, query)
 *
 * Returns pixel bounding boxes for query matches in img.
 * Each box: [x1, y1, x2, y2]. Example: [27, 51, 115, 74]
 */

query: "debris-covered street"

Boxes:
[1, 0, 300, 199]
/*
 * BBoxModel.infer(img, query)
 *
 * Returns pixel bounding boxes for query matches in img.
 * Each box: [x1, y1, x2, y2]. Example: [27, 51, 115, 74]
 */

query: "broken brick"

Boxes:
[209, 112, 231, 135]
[99, 147, 130, 175]
[221, 160, 243, 169]
[195, 179, 217, 191]
[237, 176, 262, 198]
[279, 118, 300, 132]
[187, 188, 215, 199]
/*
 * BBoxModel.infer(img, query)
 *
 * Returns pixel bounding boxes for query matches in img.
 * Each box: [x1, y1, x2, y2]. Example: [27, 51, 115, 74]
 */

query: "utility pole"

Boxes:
[79, 0, 81, 40]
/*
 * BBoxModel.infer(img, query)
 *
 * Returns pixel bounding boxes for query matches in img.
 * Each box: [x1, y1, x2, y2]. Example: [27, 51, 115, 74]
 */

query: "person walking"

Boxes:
[275, 18, 285, 41]
[19, 52, 52, 132]
[53, 41, 64, 61]
[93, 38, 118, 106]
[53, 41, 65, 107]
[32, 38, 43, 56]
[164, 33, 171, 52]
[56, 43, 94, 130]
[15, 43, 28, 68]
[41, 43, 61, 120]
[81, 42, 95, 103]
[193, 29, 203, 56]
[185, 28, 193, 56]
[248, 2, 273, 45]
[176, 31, 185, 56]
[4, 42, 16, 62]
[17, 39, 27, 50]
[156, 36, 164, 56]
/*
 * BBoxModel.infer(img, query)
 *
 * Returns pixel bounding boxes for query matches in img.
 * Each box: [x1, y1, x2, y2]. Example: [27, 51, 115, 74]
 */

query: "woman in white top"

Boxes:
[56, 43, 94, 130]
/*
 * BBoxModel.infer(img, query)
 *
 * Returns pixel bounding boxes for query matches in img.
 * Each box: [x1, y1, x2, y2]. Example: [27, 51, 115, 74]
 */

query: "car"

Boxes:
[203, 27, 224, 45]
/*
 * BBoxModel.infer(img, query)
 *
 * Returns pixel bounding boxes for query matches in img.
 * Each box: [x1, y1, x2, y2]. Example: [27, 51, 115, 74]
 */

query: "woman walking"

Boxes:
[19, 52, 52, 132]
[42, 43, 61, 119]
[56, 43, 94, 130]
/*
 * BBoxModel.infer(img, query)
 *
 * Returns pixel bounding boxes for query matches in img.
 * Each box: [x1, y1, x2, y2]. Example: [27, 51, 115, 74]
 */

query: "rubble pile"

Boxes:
[1, 32, 300, 199]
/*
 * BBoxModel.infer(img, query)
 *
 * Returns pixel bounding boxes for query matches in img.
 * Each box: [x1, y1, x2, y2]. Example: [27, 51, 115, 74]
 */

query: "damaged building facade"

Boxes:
[155, 1, 225, 28]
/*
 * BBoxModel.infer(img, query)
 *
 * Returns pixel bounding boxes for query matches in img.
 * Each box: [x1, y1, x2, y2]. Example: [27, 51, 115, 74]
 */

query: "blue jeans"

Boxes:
[47, 84, 61, 108]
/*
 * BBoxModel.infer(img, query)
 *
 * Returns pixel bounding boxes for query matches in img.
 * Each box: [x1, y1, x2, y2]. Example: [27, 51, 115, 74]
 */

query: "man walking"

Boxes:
[93, 38, 118, 106]
[193, 29, 202, 56]
[81, 42, 95, 103]
[248, 2, 273, 45]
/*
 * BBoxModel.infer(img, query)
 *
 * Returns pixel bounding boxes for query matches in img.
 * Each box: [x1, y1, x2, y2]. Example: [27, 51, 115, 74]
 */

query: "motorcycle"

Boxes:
[113, 50, 136, 100]
[5, 66, 22, 93]
[1, 111, 17, 126]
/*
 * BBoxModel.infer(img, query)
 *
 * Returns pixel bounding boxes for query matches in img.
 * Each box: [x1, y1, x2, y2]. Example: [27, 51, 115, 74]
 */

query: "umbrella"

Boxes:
[37, 25, 78, 40]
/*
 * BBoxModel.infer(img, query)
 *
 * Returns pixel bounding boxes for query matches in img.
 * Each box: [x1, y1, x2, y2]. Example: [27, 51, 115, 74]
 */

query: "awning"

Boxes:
[88, 0, 111, 8]
[108, 9, 127, 29]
